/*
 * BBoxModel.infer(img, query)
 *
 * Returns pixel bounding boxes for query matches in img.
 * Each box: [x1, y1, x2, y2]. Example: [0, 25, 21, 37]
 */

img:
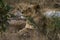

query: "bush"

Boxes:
[0, 0, 12, 32]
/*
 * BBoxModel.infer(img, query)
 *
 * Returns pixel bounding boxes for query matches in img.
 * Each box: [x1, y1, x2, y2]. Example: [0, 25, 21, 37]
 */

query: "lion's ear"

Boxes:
[34, 4, 40, 9]
[54, 4, 60, 8]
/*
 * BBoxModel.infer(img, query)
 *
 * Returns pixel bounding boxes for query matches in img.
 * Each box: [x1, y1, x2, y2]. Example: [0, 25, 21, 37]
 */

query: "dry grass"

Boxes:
[0, 0, 60, 40]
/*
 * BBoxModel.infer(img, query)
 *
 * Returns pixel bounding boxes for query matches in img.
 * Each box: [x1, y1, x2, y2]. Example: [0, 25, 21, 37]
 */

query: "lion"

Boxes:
[16, 2, 60, 40]
[16, 3, 48, 35]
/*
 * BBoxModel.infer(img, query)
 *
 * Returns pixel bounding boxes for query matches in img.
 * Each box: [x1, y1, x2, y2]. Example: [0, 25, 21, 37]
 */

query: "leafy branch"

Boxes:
[0, 0, 12, 32]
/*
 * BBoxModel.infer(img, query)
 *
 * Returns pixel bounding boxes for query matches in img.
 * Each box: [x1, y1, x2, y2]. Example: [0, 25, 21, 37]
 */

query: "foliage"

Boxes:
[46, 12, 60, 33]
[0, 0, 12, 32]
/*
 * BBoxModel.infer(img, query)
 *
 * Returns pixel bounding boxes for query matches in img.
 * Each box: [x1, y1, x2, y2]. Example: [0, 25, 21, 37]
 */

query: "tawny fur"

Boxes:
[17, 3, 46, 35]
